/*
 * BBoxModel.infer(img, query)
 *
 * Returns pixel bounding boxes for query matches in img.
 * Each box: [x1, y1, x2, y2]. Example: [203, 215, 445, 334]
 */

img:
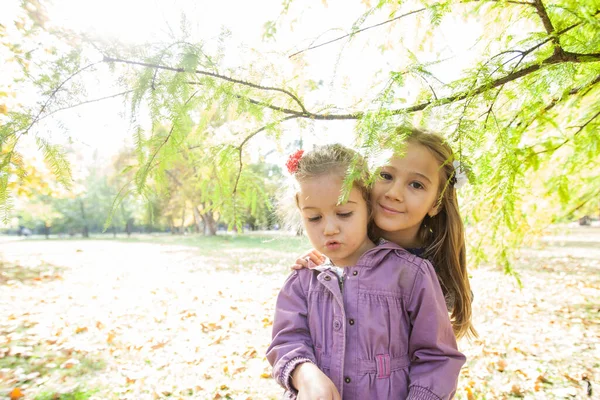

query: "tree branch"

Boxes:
[140, 90, 201, 186]
[510, 73, 600, 132]
[463, 0, 534, 5]
[533, 0, 557, 39]
[288, 7, 427, 59]
[104, 9, 599, 123]
[232, 115, 299, 194]
[17, 61, 102, 136]
[534, 109, 600, 155]
[103, 56, 308, 114]
[37, 90, 134, 123]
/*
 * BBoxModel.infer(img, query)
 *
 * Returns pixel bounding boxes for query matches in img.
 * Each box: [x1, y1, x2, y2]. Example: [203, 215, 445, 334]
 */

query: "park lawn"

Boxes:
[0, 228, 598, 399]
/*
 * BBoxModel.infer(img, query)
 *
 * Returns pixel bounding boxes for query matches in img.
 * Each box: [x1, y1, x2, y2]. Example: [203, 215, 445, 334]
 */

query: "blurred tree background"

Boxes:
[1, 0, 599, 270]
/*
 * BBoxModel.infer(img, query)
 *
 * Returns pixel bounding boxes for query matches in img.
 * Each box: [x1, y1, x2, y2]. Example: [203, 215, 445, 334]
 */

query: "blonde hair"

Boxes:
[394, 127, 475, 339]
[293, 144, 370, 206]
[278, 144, 372, 234]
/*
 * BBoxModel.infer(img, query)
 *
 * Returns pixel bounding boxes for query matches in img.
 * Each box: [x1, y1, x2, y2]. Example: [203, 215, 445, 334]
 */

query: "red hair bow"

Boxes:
[286, 150, 304, 174]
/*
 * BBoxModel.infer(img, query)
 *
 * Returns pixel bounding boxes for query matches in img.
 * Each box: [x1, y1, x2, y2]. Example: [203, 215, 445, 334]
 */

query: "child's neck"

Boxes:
[378, 228, 422, 249]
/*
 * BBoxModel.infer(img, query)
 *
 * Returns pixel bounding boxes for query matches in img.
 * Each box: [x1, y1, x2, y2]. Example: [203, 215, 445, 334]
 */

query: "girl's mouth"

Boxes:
[325, 240, 341, 250]
[379, 203, 402, 214]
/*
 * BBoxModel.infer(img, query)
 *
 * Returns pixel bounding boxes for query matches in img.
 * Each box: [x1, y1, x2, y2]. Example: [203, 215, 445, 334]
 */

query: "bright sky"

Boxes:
[9, 0, 485, 169]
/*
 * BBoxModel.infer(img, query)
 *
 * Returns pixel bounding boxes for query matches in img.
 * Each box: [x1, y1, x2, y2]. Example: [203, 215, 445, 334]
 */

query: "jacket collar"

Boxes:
[307, 240, 416, 270]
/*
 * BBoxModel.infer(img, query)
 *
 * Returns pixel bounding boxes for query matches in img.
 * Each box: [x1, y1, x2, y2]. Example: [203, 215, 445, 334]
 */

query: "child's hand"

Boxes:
[292, 362, 341, 400]
[291, 250, 326, 270]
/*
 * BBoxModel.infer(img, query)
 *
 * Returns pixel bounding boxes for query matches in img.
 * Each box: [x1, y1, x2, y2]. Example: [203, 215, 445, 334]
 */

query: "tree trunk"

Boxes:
[126, 218, 133, 237]
[180, 207, 186, 234]
[79, 200, 89, 238]
[193, 206, 203, 234]
[202, 212, 217, 236]
[44, 223, 50, 239]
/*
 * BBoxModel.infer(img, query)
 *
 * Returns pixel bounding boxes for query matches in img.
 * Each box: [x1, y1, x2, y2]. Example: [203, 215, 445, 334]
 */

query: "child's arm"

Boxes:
[266, 271, 337, 397]
[406, 260, 466, 400]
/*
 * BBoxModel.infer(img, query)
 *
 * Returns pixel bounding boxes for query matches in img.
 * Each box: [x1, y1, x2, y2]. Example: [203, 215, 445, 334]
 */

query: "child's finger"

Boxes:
[306, 250, 324, 264]
[290, 263, 304, 270]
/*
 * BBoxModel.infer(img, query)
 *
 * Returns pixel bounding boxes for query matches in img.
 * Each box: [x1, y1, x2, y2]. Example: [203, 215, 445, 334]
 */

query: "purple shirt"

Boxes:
[266, 241, 465, 400]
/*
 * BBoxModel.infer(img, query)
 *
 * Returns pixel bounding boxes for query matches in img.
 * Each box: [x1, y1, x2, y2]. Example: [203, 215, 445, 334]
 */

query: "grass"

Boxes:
[34, 389, 98, 400]
[1, 227, 598, 399]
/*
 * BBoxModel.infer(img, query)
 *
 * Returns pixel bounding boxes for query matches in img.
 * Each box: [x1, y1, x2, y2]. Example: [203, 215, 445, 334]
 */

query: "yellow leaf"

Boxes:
[0, 104, 7, 115]
[510, 384, 524, 397]
[260, 372, 271, 379]
[464, 386, 475, 400]
[496, 359, 507, 372]
[10, 388, 24, 400]
[75, 326, 88, 334]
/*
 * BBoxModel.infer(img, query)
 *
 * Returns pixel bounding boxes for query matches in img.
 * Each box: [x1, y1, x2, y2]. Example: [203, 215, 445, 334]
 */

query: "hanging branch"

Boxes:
[103, 56, 308, 114]
[232, 115, 300, 194]
[16, 61, 102, 136]
[534, 109, 600, 155]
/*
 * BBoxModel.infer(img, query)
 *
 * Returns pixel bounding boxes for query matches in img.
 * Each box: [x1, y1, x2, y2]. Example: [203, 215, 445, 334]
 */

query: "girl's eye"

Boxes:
[337, 212, 353, 218]
[379, 171, 392, 180]
[307, 216, 321, 222]
[409, 181, 424, 190]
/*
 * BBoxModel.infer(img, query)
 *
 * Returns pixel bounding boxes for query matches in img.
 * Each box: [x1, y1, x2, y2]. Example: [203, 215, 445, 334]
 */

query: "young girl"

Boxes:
[266, 143, 465, 400]
[291, 128, 475, 339]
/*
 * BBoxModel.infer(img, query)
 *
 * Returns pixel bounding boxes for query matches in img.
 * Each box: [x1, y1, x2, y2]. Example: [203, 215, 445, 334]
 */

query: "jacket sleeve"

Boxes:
[406, 259, 466, 400]
[266, 271, 316, 393]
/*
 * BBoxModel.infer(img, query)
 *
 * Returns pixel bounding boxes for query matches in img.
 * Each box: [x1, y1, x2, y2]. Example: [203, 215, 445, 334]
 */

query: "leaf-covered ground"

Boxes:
[0, 227, 598, 399]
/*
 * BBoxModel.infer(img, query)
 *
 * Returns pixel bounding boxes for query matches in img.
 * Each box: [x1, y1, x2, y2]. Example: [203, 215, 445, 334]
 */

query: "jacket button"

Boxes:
[344, 377, 351, 383]
[352, 271, 358, 276]
[324, 275, 331, 281]
[333, 320, 341, 331]
[348, 319, 355, 325]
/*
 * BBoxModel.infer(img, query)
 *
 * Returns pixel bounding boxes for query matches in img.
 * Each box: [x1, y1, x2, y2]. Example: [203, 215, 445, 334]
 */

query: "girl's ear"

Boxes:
[428, 203, 440, 218]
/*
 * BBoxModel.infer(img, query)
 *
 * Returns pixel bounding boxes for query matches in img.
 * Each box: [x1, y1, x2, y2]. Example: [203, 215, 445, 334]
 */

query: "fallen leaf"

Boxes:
[510, 384, 525, 397]
[151, 341, 168, 350]
[10, 388, 24, 400]
[496, 359, 507, 372]
[464, 386, 475, 400]
[563, 373, 580, 385]
[60, 359, 79, 369]
[75, 326, 88, 334]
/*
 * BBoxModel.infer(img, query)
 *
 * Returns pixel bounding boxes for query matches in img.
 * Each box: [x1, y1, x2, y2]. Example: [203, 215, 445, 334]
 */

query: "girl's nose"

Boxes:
[385, 182, 404, 202]
[323, 217, 340, 236]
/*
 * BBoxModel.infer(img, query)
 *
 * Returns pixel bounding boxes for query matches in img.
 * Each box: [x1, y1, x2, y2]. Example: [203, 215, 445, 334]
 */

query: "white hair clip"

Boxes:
[452, 160, 468, 189]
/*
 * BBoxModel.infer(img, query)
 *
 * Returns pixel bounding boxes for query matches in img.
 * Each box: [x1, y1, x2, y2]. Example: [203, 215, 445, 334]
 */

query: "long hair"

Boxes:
[403, 128, 476, 339]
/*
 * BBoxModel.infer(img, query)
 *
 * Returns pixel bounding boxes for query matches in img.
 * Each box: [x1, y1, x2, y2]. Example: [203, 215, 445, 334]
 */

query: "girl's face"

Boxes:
[370, 141, 441, 248]
[297, 173, 374, 267]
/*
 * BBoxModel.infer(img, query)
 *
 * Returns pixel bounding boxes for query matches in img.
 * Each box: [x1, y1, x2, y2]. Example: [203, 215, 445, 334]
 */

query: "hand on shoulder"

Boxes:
[290, 249, 326, 270]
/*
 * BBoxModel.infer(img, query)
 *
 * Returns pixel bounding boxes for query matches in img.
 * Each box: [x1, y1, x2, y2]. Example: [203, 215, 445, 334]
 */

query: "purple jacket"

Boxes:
[266, 241, 465, 400]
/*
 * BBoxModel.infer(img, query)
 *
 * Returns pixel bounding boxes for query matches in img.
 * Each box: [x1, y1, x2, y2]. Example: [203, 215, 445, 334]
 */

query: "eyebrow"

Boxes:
[382, 166, 433, 184]
[301, 200, 358, 210]
[410, 171, 432, 184]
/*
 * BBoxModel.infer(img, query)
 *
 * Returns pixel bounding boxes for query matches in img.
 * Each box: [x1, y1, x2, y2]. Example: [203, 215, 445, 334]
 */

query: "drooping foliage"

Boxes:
[2, 0, 599, 269]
